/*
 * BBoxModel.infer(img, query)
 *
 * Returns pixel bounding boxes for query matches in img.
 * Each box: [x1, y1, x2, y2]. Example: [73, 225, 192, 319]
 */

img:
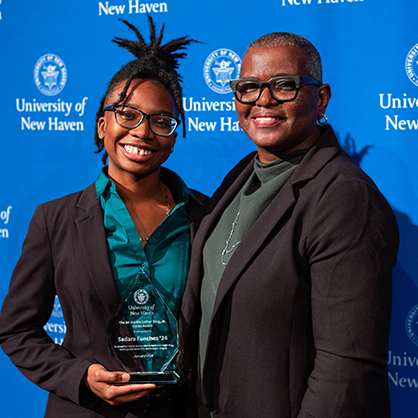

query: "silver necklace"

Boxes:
[139, 182, 171, 242]
[221, 211, 241, 265]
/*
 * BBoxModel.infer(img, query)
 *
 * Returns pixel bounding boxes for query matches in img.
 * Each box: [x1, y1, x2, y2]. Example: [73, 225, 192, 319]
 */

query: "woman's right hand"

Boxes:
[84, 364, 158, 406]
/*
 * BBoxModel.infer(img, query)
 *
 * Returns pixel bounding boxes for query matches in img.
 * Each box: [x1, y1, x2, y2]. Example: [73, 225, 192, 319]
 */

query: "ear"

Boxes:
[170, 132, 177, 153]
[317, 83, 332, 118]
[97, 115, 107, 138]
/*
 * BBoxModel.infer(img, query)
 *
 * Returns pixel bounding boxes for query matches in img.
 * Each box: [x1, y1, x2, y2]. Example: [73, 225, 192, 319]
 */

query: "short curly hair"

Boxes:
[94, 16, 198, 164]
[246, 32, 323, 84]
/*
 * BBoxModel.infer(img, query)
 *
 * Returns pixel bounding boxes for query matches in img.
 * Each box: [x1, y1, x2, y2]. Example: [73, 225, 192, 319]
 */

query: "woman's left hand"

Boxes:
[84, 363, 157, 406]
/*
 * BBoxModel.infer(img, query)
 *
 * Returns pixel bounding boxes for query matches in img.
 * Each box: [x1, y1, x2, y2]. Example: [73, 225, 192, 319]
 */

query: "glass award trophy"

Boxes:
[108, 267, 180, 384]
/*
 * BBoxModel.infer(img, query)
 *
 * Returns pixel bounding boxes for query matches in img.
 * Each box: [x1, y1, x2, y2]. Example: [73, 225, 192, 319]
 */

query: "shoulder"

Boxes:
[189, 189, 209, 207]
[223, 151, 257, 182]
[304, 151, 393, 217]
[296, 126, 382, 196]
[302, 152, 398, 245]
[33, 184, 96, 223]
[293, 131, 398, 233]
[317, 152, 375, 190]
[314, 150, 386, 208]
[160, 166, 209, 208]
[40, 190, 83, 209]
[214, 151, 257, 193]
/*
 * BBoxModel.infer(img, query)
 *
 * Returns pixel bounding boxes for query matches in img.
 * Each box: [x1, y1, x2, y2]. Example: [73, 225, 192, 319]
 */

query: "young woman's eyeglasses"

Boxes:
[229, 75, 320, 104]
[103, 105, 180, 136]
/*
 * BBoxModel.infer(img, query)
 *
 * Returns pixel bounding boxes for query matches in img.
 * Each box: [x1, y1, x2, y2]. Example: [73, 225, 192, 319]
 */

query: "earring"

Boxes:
[99, 133, 105, 138]
[317, 114, 328, 126]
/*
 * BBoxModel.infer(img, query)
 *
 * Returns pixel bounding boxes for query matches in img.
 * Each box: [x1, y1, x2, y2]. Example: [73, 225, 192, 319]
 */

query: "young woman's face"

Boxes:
[98, 79, 178, 183]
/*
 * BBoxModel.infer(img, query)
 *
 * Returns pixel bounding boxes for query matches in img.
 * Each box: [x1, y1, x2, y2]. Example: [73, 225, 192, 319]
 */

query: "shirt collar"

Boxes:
[95, 166, 114, 199]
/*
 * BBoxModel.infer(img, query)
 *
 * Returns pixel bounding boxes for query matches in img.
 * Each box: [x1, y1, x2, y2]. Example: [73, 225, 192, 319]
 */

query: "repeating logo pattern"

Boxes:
[204, 48, 241, 94]
[405, 43, 418, 87]
[34, 54, 67, 96]
[405, 304, 418, 346]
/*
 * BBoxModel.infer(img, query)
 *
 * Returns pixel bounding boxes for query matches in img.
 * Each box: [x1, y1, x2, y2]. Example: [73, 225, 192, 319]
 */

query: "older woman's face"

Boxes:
[235, 45, 331, 163]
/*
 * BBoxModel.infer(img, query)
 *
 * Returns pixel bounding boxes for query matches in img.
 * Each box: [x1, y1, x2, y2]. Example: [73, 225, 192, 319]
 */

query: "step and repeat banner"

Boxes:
[1, 0, 418, 416]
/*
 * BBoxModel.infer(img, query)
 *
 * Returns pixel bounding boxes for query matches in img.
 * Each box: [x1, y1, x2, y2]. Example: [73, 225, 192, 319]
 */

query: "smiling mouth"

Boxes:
[252, 115, 284, 127]
[122, 144, 154, 156]
[254, 116, 278, 120]
[253, 115, 283, 121]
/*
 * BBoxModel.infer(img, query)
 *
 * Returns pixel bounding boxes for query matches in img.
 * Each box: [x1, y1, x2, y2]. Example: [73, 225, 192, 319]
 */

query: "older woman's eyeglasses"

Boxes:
[229, 75, 320, 104]
[103, 105, 180, 136]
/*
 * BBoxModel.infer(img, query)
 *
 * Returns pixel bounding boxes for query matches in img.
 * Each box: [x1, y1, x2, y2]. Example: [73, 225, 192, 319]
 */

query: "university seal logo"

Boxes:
[34, 54, 67, 96]
[134, 289, 149, 306]
[405, 304, 418, 347]
[204, 48, 241, 94]
[405, 43, 418, 87]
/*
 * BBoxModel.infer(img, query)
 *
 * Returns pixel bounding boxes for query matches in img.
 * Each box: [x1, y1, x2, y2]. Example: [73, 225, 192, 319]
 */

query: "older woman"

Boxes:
[0, 17, 205, 418]
[179, 33, 399, 418]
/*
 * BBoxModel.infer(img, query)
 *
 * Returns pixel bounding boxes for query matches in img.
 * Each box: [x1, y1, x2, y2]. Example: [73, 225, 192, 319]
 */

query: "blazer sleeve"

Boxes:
[298, 175, 398, 418]
[0, 204, 93, 406]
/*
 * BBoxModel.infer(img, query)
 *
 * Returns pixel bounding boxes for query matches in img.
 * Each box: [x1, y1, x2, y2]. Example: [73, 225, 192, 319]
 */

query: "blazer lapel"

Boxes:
[190, 152, 293, 314]
[195, 153, 256, 253]
[181, 154, 256, 335]
[211, 125, 342, 316]
[213, 179, 297, 314]
[75, 184, 121, 318]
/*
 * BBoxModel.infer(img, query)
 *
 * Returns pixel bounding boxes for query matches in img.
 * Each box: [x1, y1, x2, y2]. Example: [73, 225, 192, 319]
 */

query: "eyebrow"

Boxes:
[239, 73, 298, 80]
[120, 103, 176, 117]
[270, 73, 298, 78]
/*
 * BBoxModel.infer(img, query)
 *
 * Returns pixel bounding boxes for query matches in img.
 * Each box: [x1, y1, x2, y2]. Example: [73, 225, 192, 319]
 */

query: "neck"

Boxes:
[109, 168, 162, 204]
[258, 127, 321, 163]
[107, 167, 172, 246]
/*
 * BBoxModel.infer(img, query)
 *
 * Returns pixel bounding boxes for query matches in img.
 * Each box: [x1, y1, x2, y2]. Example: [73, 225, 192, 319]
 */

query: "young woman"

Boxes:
[0, 17, 204, 418]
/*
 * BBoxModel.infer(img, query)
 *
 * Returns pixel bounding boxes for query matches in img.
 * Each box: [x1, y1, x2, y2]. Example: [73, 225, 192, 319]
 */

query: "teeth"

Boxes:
[255, 117, 277, 121]
[124, 145, 152, 156]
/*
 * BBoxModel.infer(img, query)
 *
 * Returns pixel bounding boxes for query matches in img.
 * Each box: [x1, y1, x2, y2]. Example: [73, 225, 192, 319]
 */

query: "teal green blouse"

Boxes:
[96, 167, 196, 320]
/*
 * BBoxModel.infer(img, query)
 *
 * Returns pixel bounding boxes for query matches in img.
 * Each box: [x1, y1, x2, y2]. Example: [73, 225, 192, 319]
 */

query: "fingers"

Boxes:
[104, 383, 155, 406]
[84, 364, 158, 406]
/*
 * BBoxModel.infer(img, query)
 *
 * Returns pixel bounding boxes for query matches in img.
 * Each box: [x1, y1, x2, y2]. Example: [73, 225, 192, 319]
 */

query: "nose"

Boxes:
[128, 117, 154, 139]
[256, 85, 278, 107]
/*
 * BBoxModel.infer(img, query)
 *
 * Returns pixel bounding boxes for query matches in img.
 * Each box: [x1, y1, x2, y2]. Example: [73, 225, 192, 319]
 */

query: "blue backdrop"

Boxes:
[1, 0, 418, 416]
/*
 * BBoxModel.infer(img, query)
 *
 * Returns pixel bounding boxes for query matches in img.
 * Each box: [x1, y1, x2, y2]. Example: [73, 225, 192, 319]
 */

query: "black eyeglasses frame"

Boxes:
[229, 74, 320, 104]
[103, 104, 180, 137]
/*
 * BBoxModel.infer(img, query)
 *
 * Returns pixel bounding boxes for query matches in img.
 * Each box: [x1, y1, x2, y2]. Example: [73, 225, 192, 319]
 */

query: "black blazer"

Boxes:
[0, 182, 206, 417]
[179, 125, 399, 418]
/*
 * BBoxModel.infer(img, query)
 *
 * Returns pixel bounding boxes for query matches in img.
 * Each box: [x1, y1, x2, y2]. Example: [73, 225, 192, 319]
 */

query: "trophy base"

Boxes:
[127, 370, 181, 384]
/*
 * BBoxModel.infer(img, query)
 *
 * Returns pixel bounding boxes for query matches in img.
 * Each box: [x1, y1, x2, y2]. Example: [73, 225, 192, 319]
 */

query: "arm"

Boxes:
[0, 204, 91, 405]
[298, 178, 398, 418]
[0, 204, 154, 406]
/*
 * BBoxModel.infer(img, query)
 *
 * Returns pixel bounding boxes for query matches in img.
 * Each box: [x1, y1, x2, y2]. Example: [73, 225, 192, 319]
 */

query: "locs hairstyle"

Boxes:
[94, 16, 197, 164]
